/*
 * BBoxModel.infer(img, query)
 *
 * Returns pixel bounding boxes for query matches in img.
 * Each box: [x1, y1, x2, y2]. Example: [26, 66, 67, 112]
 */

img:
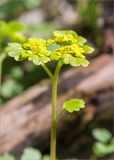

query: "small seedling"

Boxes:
[7, 30, 94, 160]
[92, 128, 114, 160]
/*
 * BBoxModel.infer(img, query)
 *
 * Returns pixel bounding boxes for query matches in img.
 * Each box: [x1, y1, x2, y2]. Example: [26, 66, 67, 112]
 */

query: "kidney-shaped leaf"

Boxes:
[63, 99, 85, 113]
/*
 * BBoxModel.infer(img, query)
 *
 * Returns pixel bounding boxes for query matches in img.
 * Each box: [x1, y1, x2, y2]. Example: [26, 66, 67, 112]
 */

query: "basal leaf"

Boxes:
[63, 99, 85, 113]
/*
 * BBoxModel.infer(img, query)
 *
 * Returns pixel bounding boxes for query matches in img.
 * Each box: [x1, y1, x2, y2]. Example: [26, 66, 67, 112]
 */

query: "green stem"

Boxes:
[42, 63, 53, 80]
[0, 53, 6, 92]
[42, 61, 63, 160]
[50, 61, 63, 160]
[0, 59, 3, 104]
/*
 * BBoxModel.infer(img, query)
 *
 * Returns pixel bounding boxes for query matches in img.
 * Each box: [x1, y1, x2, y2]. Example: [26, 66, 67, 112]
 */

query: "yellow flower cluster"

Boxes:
[23, 38, 49, 56]
[54, 34, 77, 45]
[8, 30, 94, 66]
[55, 44, 85, 58]
[47, 30, 94, 66]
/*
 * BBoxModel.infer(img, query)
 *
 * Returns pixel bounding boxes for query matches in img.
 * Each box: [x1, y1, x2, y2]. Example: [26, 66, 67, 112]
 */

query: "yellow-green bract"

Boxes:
[8, 30, 94, 66]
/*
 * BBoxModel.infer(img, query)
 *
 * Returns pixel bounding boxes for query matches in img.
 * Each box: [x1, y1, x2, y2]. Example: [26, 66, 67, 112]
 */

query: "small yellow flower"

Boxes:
[54, 34, 77, 45]
[23, 38, 49, 56]
[22, 38, 50, 65]
[54, 44, 85, 58]
[47, 39, 55, 45]
[73, 44, 85, 58]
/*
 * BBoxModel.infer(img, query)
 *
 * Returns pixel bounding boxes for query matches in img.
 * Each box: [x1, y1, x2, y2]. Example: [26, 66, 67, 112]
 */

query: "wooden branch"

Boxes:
[0, 54, 113, 155]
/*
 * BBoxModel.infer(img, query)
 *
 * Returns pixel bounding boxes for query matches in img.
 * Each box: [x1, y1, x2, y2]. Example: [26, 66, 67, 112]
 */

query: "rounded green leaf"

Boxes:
[70, 57, 89, 67]
[63, 54, 73, 64]
[92, 128, 112, 143]
[21, 148, 42, 160]
[32, 55, 43, 65]
[63, 99, 85, 113]
[77, 36, 87, 45]
[8, 43, 26, 61]
[83, 45, 94, 54]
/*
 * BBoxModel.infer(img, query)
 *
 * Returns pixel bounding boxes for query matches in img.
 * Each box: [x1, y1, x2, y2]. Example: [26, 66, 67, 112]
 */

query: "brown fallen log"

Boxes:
[0, 54, 113, 155]
[76, 60, 114, 93]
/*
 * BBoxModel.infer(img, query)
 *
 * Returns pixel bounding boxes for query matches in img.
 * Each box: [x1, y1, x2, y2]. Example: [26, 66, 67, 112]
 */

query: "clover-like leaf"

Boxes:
[63, 99, 85, 113]
[92, 128, 112, 143]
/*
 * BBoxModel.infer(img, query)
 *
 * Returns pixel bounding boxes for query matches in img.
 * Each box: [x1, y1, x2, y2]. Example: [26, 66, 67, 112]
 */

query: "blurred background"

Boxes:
[0, 0, 114, 160]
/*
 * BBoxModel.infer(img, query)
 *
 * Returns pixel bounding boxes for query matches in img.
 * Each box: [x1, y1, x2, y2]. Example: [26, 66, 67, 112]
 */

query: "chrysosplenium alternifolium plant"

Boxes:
[8, 30, 94, 160]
